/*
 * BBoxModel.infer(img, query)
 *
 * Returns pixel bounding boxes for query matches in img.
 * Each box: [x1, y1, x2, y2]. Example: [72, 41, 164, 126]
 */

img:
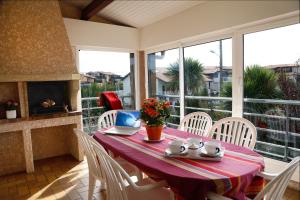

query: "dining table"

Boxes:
[93, 127, 265, 200]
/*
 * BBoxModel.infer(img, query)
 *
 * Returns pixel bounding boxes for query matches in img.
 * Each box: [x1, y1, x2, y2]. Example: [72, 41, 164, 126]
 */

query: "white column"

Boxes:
[232, 32, 244, 117]
[134, 51, 141, 109]
[22, 129, 34, 173]
[179, 46, 185, 121]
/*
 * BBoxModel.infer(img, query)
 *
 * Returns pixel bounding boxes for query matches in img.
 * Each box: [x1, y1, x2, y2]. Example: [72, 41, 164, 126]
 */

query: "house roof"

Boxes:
[203, 66, 232, 74]
[81, 74, 96, 79]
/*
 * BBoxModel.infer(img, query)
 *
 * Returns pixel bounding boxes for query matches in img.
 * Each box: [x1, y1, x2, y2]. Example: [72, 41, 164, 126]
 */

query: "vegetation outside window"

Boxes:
[242, 24, 300, 161]
[183, 38, 232, 122]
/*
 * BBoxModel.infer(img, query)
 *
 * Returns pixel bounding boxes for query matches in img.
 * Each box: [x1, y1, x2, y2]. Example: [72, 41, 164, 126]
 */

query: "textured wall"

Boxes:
[0, 131, 26, 176]
[31, 125, 75, 160]
[0, 0, 77, 75]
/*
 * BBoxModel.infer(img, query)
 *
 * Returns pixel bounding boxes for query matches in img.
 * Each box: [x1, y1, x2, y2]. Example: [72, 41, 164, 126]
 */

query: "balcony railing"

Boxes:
[81, 95, 133, 134]
[156, 94, 300, 161]
[81, 94, 300, 161]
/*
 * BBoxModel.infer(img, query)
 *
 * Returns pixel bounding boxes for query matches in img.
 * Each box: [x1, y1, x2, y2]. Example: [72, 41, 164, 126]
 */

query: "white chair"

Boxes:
[90, 138, 175, 200]
[98, 110, 118, 130]
[74, 129, 142, 200]
[97, 110, 143, 175]
[74, 128, 106, 200]
[207, 156, 300, 200]
[207, 117, 257, 150]
[178, 112, 212, 136]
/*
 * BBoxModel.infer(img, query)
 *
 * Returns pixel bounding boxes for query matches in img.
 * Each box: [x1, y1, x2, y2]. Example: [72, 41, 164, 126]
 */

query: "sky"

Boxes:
[79, 23, 300, 76]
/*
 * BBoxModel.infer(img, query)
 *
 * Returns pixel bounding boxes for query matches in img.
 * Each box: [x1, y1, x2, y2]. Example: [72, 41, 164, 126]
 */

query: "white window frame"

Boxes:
[144, 11, 299, 120]
[75, 46, 140, 109]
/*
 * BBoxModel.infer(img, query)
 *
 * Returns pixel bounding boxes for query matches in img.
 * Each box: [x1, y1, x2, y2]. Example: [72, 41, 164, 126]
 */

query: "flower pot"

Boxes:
[6, 110, 16, 119]
[145, 125, 163, 140]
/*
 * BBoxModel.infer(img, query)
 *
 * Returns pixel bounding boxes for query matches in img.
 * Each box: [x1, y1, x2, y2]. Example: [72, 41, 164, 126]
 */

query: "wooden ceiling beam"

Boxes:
[81, 0, 113, 20]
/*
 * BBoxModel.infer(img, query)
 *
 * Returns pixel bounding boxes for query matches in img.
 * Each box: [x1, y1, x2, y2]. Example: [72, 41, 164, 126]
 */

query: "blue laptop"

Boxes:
[104, 110, 141, 135]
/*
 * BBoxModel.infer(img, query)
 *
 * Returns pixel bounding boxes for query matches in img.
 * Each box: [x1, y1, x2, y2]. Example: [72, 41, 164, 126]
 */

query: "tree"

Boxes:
[221, 65, 282, 113]
[164, 57, 206, 95]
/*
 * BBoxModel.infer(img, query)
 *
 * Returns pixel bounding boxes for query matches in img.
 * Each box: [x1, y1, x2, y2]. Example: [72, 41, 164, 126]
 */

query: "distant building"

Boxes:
[203, 66, 232, 96]
[264, 64, 300, 82]
[80, 74, 96, 85]
[86, 71, 122, 84]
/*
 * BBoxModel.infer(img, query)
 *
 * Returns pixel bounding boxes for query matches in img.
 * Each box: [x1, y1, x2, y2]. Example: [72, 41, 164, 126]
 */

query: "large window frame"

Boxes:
[144, 11, 299, 161]
[145, 11, 299, 120]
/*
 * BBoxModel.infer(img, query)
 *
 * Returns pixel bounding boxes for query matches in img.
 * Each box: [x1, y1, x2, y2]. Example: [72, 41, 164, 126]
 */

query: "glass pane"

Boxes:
[147, 48, 180, 128]
[79, 50, 135, 134]
[183, 38, 232, 122]
[243, 23, 300, 161]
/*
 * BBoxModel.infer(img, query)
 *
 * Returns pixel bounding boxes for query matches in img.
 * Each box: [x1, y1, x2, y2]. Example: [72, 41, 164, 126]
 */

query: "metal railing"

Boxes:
[156, 94, 300, 161]
[81, 94, 300, 161]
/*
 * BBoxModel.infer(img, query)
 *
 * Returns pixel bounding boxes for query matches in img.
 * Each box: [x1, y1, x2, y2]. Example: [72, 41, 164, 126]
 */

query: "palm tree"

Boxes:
[221, 65, 282, 112]
[164, 57, 205, 95]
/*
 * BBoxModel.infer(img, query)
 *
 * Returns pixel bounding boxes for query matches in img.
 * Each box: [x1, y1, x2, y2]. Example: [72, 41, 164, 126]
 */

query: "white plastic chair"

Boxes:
[207, 156, 300, 200]
[74, 128, 142, 200]
[90, 138, 175, 200]
[74, 128, 106, 200]
[98, 110, 143, 178]
[98, 110, 118, 130]
[178, 112, 212, 136]
[207, 117, 257, 150]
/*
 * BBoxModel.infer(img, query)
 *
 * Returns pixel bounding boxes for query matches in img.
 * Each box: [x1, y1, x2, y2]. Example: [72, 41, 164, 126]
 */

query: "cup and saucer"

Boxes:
[165, 139, 188, 155]
[186, 138, 204, 149]
[200, 141, 225, 157]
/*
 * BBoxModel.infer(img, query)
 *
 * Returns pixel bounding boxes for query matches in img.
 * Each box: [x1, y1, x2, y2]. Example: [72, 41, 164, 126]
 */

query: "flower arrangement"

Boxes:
[140, 98, 171, 126]
[5, 100, 19, 111]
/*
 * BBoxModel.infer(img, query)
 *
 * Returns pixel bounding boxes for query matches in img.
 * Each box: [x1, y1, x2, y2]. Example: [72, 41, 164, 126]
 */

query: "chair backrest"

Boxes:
[73, 128, 103, 179]
[178, 112, 212, 136]
[98, 110, 118, 130]
[90, 139, 139, 200]
[208, 117, 257, 149]
[254, 157, 300, 200]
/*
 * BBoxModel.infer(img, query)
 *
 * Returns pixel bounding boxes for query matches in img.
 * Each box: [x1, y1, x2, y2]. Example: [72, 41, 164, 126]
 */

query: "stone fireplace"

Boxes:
[0, 0, 83, 176]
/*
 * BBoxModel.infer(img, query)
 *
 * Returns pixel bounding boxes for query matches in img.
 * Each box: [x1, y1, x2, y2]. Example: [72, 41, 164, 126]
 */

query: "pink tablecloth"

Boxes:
[93, 128, 264, 200]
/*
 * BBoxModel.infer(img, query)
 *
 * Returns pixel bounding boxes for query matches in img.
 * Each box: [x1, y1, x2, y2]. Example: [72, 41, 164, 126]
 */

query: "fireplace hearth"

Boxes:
[27, 81, 70, 116]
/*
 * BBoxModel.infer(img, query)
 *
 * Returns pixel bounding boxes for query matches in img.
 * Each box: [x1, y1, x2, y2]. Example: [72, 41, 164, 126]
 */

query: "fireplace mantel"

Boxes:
[0, 74, 80, 82]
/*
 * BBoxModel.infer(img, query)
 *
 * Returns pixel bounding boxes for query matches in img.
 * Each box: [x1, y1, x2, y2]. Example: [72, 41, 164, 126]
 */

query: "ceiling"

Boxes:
[62, 0, 205, 28]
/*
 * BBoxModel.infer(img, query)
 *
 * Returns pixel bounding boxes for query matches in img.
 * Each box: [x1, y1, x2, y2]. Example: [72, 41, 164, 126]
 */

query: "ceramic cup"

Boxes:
[187, 137, 204, 149]
[204, 141, 221, 155]
[168, 139, 186, 154]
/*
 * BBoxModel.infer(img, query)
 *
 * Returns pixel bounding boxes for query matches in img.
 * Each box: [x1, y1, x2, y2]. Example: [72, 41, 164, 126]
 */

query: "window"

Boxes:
[147, 49, 180, 128]
[183, 38, 232, 122]
[79, 50, 136, 133]
[243, 24, 300, 161]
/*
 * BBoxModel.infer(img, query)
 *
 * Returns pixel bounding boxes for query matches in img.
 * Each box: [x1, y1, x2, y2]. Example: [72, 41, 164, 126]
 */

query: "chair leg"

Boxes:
[88, 173, 96, 200]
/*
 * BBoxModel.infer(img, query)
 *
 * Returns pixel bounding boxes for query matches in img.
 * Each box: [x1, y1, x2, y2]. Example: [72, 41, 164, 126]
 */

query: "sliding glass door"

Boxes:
[243, 24, 300, 160]
[147, 48, 180, 128]
[183, 38, 232, 122]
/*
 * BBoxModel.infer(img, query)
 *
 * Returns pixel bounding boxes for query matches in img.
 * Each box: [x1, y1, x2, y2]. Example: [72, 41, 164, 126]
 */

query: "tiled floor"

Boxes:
[0, 155, 299, 200]
[0, 156, 104, 200]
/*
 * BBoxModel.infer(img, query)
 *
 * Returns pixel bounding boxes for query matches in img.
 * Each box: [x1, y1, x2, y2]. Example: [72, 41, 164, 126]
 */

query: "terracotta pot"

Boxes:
[145, 125, 163, 140]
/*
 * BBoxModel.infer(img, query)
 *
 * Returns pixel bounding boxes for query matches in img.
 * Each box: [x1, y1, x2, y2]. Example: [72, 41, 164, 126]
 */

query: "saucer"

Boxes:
[143, 135, 165, 142]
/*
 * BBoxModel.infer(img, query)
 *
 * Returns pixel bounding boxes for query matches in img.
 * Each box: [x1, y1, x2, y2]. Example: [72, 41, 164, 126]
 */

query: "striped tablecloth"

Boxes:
[93, 128, 264, 200]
